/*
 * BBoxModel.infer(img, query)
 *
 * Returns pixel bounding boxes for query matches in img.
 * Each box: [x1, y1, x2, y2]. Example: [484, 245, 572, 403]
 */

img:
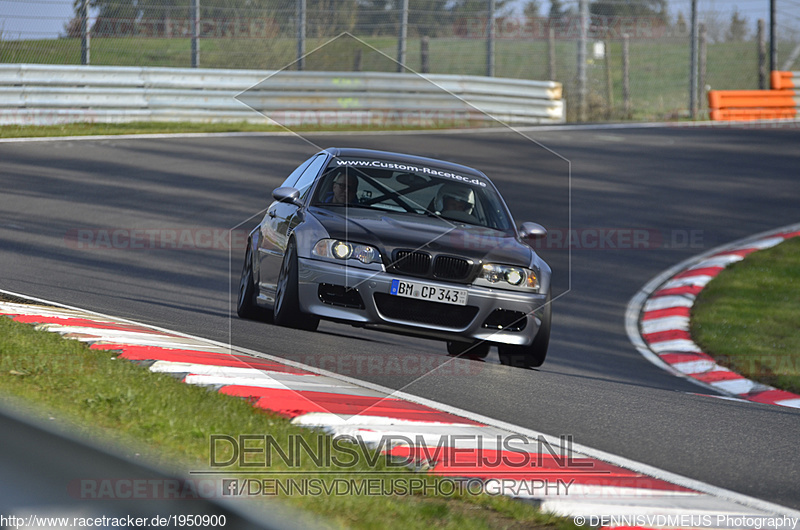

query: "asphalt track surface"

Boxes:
[1, 125, 799, 510]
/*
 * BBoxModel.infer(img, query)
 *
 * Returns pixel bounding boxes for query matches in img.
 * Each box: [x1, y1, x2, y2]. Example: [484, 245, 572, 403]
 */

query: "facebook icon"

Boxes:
[222, 479, 239, 496]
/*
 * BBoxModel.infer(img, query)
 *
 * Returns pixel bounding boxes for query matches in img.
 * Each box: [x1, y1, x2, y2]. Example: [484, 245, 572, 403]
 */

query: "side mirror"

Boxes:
[272, 187, 302, 206]
[519, 222, 547, 239]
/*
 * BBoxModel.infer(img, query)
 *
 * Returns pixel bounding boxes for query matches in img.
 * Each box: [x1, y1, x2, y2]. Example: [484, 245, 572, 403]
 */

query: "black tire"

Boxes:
[273, 238, 320, 332]
[498, 298, 551, 368]
[237, 242, 271, 321]
[447, 340, 490, 359]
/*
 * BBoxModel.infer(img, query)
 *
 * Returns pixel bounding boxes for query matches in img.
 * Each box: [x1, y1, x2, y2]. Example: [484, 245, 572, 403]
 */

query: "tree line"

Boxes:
[66, 0, 757, 42]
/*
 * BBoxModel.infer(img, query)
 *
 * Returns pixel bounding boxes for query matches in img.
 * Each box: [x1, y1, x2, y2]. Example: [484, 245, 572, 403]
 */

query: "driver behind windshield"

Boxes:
[322, 171, 359, 204]
[435, 183, 476, 217]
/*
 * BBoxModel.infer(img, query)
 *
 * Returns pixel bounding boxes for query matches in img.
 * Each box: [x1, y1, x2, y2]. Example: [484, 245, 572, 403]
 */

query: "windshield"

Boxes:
[311, 158, 514, 233]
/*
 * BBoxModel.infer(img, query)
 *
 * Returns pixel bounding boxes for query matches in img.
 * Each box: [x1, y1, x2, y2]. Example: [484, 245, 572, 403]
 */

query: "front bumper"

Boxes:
[297, 257, 547, 346]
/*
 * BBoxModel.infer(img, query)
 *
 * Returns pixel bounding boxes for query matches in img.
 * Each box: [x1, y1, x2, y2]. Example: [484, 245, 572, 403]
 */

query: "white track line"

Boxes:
[3, 118, 800, 144]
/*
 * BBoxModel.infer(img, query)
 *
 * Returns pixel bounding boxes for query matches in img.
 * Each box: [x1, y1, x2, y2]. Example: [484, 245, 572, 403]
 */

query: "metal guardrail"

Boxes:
[0, 64, 564, 126]
[0, 403, 306, 529]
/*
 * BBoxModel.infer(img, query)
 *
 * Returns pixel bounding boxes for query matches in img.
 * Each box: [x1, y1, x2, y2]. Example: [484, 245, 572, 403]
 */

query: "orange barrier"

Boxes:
[771, 70, 798, 90]
[708, 72, 799, 121]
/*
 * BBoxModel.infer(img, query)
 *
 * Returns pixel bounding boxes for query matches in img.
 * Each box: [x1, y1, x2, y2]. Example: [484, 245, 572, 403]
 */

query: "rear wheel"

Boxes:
[447, 340, 490, 359]
[273, 239, 320, 332]
[498, 298, 551, 368]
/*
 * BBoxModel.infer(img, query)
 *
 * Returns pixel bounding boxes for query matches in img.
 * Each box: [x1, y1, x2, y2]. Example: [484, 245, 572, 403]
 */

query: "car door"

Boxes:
[257, 153, 329, 300]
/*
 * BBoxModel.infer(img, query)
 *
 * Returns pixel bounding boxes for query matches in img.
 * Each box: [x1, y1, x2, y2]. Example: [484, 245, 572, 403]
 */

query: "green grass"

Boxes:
[0, 121, 282, 138]
[0, 119, 475, 138]
[0, 35, 780, 122]
[691, 237, 800, 395]
[0, 312, 581, 529]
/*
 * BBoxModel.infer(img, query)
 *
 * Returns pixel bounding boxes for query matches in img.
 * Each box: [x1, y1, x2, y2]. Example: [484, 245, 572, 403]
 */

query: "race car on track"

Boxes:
[237, 148, 552, 367]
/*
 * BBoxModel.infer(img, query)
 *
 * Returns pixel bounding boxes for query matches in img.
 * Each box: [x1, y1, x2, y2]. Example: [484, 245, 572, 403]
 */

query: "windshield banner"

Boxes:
[334, 159, 488, 187]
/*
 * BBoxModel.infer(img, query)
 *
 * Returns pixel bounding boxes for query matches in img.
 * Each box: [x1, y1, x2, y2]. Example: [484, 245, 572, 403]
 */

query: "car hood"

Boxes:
[308, 206, 534, 266]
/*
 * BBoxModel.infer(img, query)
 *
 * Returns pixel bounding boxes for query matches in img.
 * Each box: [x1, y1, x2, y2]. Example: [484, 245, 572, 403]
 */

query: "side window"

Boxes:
[280, 156, 315, 188]
[294, 154, 328, 200]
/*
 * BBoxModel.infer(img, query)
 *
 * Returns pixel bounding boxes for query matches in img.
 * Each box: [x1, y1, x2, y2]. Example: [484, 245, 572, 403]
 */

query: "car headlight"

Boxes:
[313, 239, 382, 265]
[474, 263, 539, 292]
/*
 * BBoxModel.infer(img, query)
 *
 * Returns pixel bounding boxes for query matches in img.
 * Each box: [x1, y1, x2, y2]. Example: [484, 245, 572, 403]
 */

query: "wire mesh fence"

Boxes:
[1, 0, 799, 121]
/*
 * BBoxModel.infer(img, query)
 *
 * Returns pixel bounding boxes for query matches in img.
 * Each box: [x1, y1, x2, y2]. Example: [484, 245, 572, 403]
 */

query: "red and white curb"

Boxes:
[2, 291, 798, 523]
[627, 223, 800, 408]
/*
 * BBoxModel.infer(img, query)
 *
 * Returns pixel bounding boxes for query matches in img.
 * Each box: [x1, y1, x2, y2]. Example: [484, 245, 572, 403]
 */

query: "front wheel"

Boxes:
[498, 298, 551, 368]
[273, 239, 320, 332]
[237, 242, 271, 322]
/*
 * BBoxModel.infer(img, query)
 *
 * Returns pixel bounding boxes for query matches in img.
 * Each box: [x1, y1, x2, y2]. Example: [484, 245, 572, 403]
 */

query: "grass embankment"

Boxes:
[692, 237, 800, 394]
[0, 120, 479, 139]
[0, 313, 579, 529]
[0, 121, 286, 138]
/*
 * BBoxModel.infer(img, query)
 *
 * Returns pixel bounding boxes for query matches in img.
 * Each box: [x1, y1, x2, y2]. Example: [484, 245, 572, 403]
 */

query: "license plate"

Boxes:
[390, 279, 468, 306]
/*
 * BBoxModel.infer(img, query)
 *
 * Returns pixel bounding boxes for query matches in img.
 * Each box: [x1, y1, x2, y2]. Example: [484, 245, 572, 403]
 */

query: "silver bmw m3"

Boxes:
[237, 148, 552, 367]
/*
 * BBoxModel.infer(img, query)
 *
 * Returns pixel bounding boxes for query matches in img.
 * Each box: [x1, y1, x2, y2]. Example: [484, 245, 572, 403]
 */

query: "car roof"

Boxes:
[321, 148, 488, 179]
